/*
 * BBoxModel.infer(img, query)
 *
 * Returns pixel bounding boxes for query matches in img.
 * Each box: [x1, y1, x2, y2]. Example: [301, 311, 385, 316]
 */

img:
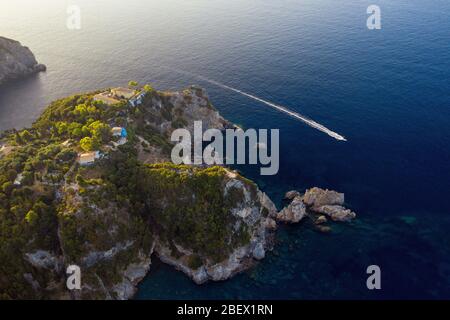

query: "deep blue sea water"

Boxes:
[1, 0, 449, 299]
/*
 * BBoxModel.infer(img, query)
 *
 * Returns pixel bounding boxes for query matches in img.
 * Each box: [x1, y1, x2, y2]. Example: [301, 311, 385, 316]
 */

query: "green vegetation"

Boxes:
[143, 84, 154, 92]
[31, 93, 125, 150]
[187, 254, 203, 269]
[0, 85, 258, 299]
[139, 163, 251, 263]
[0, 91, 131, 298]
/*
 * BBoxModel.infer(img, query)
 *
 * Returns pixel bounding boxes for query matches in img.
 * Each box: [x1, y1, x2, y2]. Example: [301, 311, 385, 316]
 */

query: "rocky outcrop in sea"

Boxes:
[303, 187, 356, 222]
[275, 187, 357, 224]
[0, 84, 358, 300]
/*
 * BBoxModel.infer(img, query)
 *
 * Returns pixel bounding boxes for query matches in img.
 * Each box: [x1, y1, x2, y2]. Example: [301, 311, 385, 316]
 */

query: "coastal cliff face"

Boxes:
[0, 85, 279, 299]
[0, 85, 355, 299]
[134, 85, 231, 164]
[149, 167, 278, 285]
[0, 36, 46, 85]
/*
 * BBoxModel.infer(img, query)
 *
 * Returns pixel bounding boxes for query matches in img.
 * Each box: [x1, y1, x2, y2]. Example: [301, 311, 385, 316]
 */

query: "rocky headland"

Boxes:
[0, 84, 356, 299]
[0, 36, 46, 85]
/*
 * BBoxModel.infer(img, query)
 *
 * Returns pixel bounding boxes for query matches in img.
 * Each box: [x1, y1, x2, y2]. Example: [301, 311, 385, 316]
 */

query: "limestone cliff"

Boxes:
[0, 36, 46, 85]
[151, 168, 278, 285]
[0, 85, 356, 300]
[0, 85, 278, 300]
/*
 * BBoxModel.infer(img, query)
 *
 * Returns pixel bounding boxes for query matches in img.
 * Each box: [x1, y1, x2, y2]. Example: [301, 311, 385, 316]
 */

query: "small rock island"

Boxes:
[0, 36, 46, 85]
[0, 83, 356, 299]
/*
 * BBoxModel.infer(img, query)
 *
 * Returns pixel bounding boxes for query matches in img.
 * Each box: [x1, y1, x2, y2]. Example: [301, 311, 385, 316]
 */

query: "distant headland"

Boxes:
[0, 36, 46, 85]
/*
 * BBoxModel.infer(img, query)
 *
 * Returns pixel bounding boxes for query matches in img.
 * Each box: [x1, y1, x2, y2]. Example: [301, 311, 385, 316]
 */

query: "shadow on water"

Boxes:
[0, 73, 46, 131]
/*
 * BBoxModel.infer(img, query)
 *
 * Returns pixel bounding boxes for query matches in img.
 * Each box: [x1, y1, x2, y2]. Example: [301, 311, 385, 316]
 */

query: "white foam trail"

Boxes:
[205, 78, 346, 141]
[164, 67, 347, 141]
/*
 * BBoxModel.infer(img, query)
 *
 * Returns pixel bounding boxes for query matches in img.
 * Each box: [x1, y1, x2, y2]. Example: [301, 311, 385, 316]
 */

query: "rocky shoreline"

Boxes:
[151, 186, 278, 287]
[0, 36, 46, 85]
[0, 83, 357, 300]
[123, 187, 356, 299]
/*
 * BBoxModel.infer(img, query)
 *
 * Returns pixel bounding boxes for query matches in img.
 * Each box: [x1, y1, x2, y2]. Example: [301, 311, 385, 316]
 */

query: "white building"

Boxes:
[78, 151, 101, 166]
[129, 91, 146, 107]
[111, 127, 123, 137]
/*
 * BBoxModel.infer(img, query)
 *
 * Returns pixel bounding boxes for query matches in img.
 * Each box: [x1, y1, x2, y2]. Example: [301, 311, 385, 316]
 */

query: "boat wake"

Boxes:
[166, 67, 347, 142]
[31, 50, 346, 141]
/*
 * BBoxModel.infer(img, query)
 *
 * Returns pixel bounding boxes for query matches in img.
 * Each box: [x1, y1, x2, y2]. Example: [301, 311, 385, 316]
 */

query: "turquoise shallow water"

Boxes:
[0, 0, 449, 298]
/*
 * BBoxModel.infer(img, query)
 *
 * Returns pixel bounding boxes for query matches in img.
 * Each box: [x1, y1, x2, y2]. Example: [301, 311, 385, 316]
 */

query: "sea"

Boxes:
[1, 0, 449, 299]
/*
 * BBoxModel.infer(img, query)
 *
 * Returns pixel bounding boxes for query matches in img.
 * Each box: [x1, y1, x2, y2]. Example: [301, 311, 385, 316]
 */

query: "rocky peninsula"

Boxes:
[0, 84, 355, 299]
[0, 36, 46, 85]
